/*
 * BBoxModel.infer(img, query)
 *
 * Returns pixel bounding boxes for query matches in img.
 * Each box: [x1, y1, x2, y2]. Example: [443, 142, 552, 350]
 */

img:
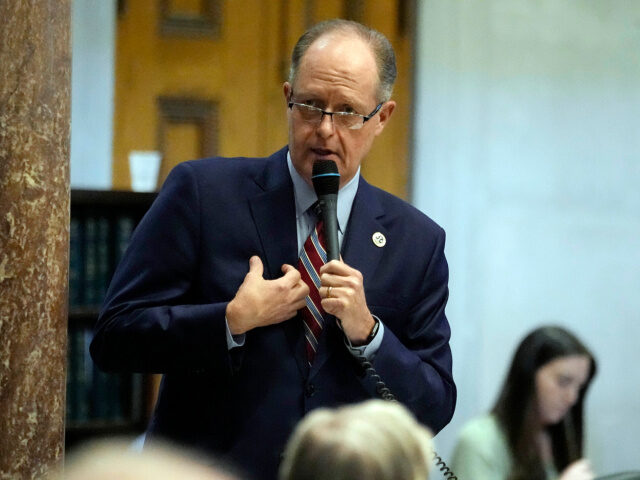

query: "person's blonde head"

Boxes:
[279, 400, 432, 480]
[51, 438, 239, 480]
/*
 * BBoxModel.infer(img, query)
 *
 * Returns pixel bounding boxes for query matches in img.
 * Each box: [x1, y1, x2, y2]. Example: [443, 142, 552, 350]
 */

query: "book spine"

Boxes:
[65, 329, 76, 423]
[115, 215, 135, 263]
[83, 216, 97, 308]
[69, 217, 84, 308]
[71, 328, 91, 422]
[96, 216, 110, 304]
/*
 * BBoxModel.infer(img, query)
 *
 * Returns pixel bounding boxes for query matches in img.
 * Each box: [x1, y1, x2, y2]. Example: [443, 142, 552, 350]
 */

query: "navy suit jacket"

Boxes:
[91, 146, 455, 480]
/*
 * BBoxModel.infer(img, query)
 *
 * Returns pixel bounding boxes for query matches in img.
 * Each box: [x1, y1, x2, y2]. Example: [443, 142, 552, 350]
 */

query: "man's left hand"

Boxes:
[319, 260, 375, 345]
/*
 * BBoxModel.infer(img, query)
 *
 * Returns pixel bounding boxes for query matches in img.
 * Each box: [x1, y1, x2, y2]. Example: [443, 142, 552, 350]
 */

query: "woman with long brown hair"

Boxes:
[452, 326, 597, 480]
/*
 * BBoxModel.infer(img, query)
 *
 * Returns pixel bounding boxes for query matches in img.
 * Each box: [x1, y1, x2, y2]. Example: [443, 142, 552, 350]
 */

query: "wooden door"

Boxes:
[113, 0, 414, 198]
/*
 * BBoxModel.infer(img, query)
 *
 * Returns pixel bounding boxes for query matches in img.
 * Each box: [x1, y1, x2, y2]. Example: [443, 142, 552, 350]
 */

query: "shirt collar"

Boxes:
[286, 150, 359, 233]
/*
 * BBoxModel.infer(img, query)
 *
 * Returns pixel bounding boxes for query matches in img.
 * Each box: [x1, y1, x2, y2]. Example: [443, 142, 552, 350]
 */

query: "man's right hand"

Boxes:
[226, 256, 309, 335]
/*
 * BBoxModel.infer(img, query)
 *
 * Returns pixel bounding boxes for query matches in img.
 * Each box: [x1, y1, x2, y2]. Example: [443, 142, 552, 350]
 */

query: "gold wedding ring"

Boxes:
[327, 286, 333, 298]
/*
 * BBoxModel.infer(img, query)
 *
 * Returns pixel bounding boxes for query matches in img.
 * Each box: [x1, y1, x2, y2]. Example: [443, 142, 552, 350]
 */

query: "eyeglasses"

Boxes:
[288, 98, 383, 130]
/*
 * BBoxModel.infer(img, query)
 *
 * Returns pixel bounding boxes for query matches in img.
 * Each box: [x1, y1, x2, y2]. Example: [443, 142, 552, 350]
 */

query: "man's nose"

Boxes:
[316, 112, 335, 138]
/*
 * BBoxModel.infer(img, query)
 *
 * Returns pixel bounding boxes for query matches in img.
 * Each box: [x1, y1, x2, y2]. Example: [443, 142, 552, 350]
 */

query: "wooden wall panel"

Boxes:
[113, 1, 280, 189]
[157, 96, 217, 184]
[113, 0, 414, 199]
[360, 0, 414, 199]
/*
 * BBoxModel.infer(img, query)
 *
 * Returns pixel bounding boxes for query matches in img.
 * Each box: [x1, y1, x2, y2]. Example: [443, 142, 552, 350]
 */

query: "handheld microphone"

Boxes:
[312, 160, 340, 261]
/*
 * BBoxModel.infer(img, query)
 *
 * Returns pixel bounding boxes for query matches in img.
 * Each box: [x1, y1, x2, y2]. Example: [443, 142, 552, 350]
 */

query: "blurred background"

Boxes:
[69, 0, 639, 476]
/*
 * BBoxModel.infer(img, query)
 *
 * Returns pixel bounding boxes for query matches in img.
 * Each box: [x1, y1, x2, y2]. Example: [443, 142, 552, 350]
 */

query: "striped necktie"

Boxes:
[297, 221, 328, 365]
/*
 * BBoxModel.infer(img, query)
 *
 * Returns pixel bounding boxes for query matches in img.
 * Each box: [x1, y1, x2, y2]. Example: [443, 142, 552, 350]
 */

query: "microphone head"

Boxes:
[312, 160, 340, 196]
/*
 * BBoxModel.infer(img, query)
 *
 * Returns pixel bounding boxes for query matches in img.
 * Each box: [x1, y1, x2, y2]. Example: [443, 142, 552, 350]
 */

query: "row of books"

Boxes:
[66, 194, 153, 432]
[69, 214, 135, 308]
[66, 327, 144, 424]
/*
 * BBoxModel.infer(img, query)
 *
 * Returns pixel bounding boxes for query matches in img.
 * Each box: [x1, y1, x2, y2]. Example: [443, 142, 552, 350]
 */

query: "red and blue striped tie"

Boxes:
[298, 222, 328, 365]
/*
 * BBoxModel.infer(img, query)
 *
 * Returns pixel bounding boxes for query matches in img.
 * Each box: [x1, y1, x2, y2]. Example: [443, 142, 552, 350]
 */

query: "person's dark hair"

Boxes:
[288, 19, 397, 102]
[492, 326, 597, 480]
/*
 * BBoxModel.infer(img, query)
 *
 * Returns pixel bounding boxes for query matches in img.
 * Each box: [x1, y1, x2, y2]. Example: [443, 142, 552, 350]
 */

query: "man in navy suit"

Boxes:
[91, 19, 455, 480]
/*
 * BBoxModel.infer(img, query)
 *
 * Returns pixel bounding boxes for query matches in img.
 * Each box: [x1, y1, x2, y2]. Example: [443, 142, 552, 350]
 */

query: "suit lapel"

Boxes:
[248, 148, 307, 377]
[249, 185, 297, 278]
[341, 178, 387, 285]
[248, 150, 298, 279]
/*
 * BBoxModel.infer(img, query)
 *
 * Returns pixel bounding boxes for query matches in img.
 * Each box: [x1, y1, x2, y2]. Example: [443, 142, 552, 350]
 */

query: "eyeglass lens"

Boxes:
[294, 104, 362, 129]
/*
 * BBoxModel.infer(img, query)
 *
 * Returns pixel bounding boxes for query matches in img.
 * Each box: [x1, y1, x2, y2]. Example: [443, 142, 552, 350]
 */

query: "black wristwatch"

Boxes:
[365, 316, 380, 344]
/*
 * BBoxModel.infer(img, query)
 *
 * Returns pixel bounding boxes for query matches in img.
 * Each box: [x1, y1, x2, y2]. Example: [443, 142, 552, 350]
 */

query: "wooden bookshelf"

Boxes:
[71, 189, 158, 208]
[66, 189, 157, 451]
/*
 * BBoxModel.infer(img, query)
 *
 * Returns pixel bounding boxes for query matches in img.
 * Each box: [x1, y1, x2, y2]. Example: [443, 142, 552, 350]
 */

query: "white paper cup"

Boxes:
[129, 150, 162, 192]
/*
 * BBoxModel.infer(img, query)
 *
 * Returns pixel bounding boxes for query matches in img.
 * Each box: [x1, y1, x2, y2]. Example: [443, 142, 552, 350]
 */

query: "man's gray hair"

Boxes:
[288, 19, 397, 103]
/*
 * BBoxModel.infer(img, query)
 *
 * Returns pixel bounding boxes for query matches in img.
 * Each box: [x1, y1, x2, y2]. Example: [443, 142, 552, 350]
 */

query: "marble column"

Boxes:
[0, 1, 71, 478]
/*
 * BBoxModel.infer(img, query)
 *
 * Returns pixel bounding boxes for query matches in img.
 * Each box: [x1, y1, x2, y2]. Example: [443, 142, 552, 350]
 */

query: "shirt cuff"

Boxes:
[225, 317, 246, 350]
[344, 316, 384, 361]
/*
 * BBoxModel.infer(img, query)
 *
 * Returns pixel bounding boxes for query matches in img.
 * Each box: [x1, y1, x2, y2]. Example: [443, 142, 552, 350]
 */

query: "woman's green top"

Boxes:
[451, 414, 558, 480]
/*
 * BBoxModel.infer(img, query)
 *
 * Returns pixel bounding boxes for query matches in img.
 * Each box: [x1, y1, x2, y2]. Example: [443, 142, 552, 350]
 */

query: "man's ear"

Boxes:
[283, 82, 292, 104]
[374, 100, 396, 136]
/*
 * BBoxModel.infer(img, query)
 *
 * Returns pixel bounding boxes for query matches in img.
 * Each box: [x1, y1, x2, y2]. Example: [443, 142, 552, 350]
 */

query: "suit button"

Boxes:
[305, 383, 315, 398]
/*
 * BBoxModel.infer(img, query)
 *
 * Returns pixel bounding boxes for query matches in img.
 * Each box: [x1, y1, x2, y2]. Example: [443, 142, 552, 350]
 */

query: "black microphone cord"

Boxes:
[353, 352, 458, 479]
